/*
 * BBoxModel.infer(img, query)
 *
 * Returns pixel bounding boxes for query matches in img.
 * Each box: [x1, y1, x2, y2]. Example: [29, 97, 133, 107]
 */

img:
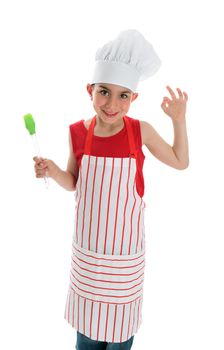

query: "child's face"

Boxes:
[87, 83, 138, 123]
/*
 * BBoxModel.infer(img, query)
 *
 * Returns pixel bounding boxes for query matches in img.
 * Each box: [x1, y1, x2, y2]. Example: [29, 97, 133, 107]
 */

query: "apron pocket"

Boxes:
[69, 241, 145, 304]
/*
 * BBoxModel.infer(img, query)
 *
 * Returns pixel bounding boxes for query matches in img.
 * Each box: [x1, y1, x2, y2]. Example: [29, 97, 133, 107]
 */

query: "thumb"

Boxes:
[33, 156, 45, 163]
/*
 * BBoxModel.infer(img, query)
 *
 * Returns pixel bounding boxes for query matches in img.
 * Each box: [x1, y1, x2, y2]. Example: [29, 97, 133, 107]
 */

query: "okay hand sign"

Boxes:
[161, 86, 188, 122]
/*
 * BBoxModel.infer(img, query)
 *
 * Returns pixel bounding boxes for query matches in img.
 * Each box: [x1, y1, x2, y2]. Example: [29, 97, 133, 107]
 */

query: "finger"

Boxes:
[36, 164, 44, 171]
[36, 173, 45, 178]
[161, 102, 168, 111]
[163, 96, 171, 103]
[33, 156, 44, 160]
[41, 159, 49, 165]
[166, 86, 177, 100]
[42, 161, 50, 171]
[162, 98, 169, 105]
[33, 156, 41, 163]
[35, 161, 48, 170]
[183, 91, 188, 101]
[176, 88, 183, 99]
[36, 168, 47, 176]
[33, 156, 45, 165]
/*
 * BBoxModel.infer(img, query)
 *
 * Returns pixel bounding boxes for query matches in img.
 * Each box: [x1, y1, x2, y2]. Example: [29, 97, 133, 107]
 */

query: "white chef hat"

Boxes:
[91, 29, 161, 93]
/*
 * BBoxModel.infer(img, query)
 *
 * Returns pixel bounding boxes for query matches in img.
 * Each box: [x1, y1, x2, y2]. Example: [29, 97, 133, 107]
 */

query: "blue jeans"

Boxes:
[76, 331, 134, 350]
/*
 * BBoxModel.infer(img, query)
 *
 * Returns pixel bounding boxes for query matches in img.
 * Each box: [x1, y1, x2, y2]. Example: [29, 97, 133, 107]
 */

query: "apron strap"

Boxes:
[84, 115, 137, 158]
[123, 116, 137, 158]
[84, 115, 97, 155]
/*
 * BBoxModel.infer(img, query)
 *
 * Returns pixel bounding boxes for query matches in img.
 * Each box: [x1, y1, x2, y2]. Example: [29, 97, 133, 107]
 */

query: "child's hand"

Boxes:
[33, 157, 59, 179]
[161, 86, 188, 122]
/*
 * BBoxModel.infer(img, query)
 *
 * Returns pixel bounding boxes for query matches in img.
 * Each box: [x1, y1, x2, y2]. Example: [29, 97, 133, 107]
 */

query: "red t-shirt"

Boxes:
[69, 116, 145, 198]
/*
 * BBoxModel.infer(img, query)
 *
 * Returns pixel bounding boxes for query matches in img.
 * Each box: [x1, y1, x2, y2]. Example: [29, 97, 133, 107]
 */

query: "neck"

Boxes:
[96, 115, 125, 131]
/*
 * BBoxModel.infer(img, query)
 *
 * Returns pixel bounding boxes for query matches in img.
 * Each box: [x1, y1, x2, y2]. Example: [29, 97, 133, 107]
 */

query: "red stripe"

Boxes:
[129, 179, 137, 254]
[112, 158, 123, 254]
[73, 254, 144, 269]
[73, 293, 77, 326]
[120, 304, 125, 342]
[96, 157, 106, 251]
[69, 288, 142, 305]
[90, 300, 94, 338]
[74, 291, 77, 329]
[72, 257, 145, 276]
[131, 300, 136, 335]
[104, 304, 110, 341]
[127, 302, 132, 340]
[70, 280, 143, 299]
[83, 297, 86, 334]
[68, 290, 71, 323]
[70, 272, 144, 291]
[77, 294, 80, 332]
[64, 291, 68, 321]
[136, 298, 140, 331]
[81, 155, 91, 247]
[75, 163, 83, 243]
[72, 292, 75, 327]
[73, 243, 145, 261]
[136, 299, 139, 332]
[88, 157, 98, 250]
[120, 157, 132, 255]
[136, 199, 143, 253]
[96, 302, 101, 341]
[71, 264, 144, 284]
[112, 304, 118, 342]
[104, 158, 115, 254]
[141, 203, 146, 251]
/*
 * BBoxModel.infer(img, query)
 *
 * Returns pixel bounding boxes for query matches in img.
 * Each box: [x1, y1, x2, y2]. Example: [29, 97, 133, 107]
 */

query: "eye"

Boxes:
[121, 94, 129, 99]
[99, 89, 109, 96]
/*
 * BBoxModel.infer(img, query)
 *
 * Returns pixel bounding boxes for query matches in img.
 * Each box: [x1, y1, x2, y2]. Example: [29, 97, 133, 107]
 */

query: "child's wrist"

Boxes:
[50, 164, 61, 181]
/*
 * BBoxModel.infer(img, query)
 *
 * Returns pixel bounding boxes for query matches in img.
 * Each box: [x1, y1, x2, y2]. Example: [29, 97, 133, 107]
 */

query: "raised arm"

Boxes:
[140, 86, 189, 170]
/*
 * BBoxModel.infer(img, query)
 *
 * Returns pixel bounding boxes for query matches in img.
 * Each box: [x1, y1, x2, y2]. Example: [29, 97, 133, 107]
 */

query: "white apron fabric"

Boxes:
[64, 115, 146, 343]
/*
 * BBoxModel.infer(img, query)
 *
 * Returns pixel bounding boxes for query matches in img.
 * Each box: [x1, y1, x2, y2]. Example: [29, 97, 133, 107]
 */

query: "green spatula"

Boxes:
[23, 114, 49, 188]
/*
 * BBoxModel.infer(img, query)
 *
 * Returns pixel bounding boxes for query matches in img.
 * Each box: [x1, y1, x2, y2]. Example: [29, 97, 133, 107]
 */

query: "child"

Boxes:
[33, 29, 189, 350]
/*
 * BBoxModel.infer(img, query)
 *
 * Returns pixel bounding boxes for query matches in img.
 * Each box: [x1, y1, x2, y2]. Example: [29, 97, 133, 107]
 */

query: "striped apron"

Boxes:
[64, 115, 146, 343]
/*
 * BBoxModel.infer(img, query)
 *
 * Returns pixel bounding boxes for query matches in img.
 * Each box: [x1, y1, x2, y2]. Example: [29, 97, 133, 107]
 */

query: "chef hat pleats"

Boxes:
[91, 29, 161, 92]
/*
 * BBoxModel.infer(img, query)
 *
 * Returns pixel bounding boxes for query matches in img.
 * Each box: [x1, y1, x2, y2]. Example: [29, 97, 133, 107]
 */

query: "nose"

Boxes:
[104, 96, 118, 111]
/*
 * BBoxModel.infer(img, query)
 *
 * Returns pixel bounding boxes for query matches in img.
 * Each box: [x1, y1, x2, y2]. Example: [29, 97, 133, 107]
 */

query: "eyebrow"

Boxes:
[98, 85, 131, 94]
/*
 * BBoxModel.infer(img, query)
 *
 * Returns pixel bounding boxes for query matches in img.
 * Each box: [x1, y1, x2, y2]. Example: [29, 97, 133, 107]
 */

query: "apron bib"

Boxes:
[64, 115, 146, 343]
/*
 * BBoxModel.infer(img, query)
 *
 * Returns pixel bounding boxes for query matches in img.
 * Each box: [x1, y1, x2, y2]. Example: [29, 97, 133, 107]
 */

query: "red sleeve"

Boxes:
[69, 120, 86, 168]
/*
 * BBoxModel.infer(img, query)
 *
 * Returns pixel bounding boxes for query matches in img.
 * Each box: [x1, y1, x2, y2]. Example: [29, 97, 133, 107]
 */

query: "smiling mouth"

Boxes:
[103, 111, 118, 117]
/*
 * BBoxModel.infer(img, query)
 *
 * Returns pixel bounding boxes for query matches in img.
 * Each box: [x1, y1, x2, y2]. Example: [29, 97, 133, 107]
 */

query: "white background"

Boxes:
[0, 0, 223, 349]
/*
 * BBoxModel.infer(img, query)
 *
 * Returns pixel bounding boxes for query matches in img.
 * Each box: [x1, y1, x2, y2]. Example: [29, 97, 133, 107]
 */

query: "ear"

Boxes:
[86, 83, 93, 99]
[131, 92, 138, 102]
